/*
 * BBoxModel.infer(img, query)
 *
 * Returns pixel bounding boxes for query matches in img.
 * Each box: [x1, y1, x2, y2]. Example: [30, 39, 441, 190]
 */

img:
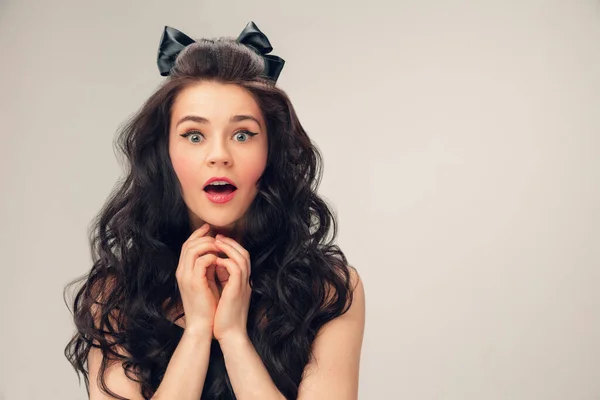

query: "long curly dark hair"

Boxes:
[63, 35, 355, 400]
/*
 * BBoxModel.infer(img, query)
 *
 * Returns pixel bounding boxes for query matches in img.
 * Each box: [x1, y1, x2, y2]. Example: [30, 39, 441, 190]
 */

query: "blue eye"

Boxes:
[180, 131, 203, 143]
[234, 130, 258, 142]
[179, 130, 258, 144]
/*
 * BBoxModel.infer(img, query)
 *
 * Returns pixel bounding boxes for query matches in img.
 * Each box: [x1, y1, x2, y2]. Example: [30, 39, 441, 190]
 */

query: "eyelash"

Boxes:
[179, 129, 258, 144]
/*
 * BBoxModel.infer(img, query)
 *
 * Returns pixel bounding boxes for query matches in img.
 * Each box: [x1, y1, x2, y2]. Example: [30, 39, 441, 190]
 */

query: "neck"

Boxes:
[189, 215, 245, 243]
[209, 225, 242, 241]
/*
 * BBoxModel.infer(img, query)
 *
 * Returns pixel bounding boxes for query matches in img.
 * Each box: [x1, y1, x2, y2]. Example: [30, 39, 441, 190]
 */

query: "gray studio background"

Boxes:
[1, 1, 599, 399]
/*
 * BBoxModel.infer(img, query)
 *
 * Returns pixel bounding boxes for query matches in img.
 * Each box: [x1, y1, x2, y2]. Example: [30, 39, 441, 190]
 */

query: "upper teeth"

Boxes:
[209, 181, 230, 186]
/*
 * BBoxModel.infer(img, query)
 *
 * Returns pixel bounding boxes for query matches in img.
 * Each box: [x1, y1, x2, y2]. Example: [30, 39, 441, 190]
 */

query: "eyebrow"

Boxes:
[175, 114, 263, 130]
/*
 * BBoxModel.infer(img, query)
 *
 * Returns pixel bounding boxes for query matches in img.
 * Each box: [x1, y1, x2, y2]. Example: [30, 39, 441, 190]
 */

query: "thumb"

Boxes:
[216, 264, 230, 284]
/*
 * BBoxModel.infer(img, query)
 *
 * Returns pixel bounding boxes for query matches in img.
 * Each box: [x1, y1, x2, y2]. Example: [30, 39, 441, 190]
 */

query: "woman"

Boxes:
[64, 21, 365, 400]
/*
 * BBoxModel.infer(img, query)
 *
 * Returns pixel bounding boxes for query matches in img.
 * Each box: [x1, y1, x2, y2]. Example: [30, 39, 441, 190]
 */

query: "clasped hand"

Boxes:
[175, 223, 251, 342]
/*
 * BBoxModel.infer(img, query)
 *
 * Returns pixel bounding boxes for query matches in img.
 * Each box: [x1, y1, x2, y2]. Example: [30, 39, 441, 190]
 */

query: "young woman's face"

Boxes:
[169, 81, 268, 235]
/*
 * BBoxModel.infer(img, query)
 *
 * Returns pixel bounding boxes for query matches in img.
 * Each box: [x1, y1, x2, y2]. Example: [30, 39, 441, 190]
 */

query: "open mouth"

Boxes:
[203, 183, 238, 196]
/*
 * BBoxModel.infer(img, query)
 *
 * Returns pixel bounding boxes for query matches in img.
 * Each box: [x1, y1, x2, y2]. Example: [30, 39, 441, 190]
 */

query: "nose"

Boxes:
[205, 137, 232, 167]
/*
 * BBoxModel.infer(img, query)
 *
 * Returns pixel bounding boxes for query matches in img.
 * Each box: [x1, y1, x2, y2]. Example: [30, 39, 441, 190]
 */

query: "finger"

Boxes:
[185, 223, 212, 245]
[215, 263, 231, 285]
[183, 236, 219, 258]
[215, 240, 248, 281]
[187, 223, 212, 241]
[214, 240, 248, 283]
[215, 235, 251, 267]
[206, 263, 216, 284]
[215, 257, 243, 297]
[193, 253, 219, 283]
[180, 223, 211, 255]
[185, 239, 220, 268]
[206, 269, 221, 300]
[188, 235, 220, 249]
[178, 239, 220, 284]
[206, 261, 225, 292]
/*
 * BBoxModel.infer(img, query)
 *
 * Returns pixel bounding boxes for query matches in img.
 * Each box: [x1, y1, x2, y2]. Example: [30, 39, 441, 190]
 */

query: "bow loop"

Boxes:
[157, 26, 196, 77]
[236, 22, 285, 82]
[236, 21, 274, 54]
[156, 22, 284, 82]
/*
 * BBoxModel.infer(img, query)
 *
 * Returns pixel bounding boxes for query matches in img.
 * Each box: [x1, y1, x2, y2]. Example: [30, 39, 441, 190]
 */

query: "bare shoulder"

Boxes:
[298, 265, 365, 399]
[88, 345, 144, 400]
[348, 265, 364, 294]
[324, 264, 365, 313]
[326, 265, 365, 331]
[87, 275, 145, 399]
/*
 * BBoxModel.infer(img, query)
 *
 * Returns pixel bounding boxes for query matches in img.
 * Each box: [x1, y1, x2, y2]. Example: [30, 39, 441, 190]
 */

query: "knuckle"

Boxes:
[194, 253, 214, 266]
[181, 241, 193, 255]
[198, 236, 216, 245]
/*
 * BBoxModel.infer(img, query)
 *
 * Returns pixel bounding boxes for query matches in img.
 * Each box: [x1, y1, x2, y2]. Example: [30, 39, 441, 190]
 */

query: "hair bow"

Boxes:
[157, 21, 285, 82]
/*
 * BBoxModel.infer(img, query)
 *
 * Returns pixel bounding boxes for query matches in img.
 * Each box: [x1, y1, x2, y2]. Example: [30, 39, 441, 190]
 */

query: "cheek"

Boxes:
[239, 152, 267, 186]
[170, 152, 198, 190]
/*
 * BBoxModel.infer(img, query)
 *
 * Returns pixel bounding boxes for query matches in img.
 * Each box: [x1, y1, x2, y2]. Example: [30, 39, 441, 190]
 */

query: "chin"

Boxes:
[207, 219, 236, 229]
[187, 201, 250, 233]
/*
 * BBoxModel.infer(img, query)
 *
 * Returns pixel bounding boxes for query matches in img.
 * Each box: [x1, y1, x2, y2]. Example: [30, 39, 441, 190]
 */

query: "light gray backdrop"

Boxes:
[1, 0, 599, 399]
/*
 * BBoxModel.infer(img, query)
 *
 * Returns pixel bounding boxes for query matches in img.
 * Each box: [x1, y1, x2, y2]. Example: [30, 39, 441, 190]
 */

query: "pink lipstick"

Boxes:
[203, 176, 237, 204]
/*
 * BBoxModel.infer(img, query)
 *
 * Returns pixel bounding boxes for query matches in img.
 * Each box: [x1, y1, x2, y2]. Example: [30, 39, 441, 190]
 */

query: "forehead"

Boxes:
[171, 81, 263, 122]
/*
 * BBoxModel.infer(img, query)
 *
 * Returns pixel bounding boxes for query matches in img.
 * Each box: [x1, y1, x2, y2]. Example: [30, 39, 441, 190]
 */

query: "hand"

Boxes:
[212, 234, 252, 342]
[175, 223, 223, 336]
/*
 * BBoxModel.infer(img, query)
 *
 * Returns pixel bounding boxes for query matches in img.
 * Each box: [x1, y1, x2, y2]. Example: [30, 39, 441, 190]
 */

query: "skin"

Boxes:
[168, 80, 269, 242]
[166, 80, 268, 332]
[87, 81, 365, 400]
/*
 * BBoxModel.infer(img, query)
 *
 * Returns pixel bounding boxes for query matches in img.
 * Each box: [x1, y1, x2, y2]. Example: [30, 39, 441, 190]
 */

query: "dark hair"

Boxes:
[64, 36, 355, 400]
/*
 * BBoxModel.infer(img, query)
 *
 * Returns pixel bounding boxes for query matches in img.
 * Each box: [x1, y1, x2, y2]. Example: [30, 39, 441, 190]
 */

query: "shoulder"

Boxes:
[348, 265, 363, 294]
[323, 264, 365, 313]
[313, 263, 366, 345]
[325, 265, 365, 327]
[298, 265, 365, 398]
[85, 275, 145, 399]
[87, 274, 131, 353]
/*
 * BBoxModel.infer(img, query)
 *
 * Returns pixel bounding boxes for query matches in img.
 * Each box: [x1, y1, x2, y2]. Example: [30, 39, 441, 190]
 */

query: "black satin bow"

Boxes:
[157, 21, 285, 82]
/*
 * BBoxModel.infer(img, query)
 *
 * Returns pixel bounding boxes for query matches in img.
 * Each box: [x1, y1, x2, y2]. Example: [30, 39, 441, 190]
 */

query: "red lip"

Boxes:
[205, 190, 237, 204]
[203, 176, 237, 189]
